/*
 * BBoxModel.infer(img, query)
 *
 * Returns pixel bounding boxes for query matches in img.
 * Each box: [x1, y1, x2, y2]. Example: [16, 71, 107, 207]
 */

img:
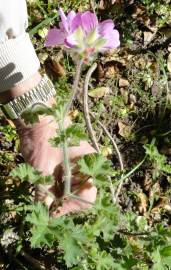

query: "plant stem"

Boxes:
[107, 176, 116, 204]
[83, 63, 100, 152]
[63, 139, 72, 195]
[60, 59, 83, 196]
[58, 119, 72, 196]
[64, 59, 83, 116]
[114, 156, 146, 203]
[90, 112, 124, 171]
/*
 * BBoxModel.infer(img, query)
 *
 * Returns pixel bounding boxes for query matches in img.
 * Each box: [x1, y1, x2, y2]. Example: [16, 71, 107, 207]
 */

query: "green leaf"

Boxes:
[78, 154, 113, 179]
[49, 131, 65, 147]
[10, 163, 54, 185]
[91, 250, 114, 270]
[144, 141, 171, 178]
[152, 249, 166, 270]
[160, 246, 171, 257]
[26, 203, 51, 247]
[50, 123, 87, 147]
[56, 221, 87, 267]
[66, 123, 87, 146]
[21, 105, 50, 125]
[58, 234, 84, 267]
[30, 225, 53, 248]
[26, 203, 67, 248]
[26, 202, 49, 226]
[91, 191, 120, 241]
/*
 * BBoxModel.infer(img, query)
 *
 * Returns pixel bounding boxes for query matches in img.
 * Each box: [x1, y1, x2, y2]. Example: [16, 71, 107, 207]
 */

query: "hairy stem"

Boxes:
[64, 59, 83, 116]
[83, 63, 100, 152]
[61, 59, 83, 196]
[58, 119, 72, 196]
[63, 139, 72, 195]
[83, 63, 123, 203]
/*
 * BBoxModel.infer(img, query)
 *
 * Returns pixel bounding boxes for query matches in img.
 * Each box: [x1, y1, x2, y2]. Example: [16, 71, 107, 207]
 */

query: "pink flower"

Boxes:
[45, 8, 120, 59]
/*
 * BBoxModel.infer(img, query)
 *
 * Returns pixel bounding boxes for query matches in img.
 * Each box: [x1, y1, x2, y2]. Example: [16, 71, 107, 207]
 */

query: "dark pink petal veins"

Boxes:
[81, 11, 98, 34]
[45, 28, 66, 46]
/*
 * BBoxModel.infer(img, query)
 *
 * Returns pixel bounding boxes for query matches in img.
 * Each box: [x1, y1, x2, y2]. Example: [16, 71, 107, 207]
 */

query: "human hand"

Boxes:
[1, 71, 97, 216]
[16, 113, 97, 215]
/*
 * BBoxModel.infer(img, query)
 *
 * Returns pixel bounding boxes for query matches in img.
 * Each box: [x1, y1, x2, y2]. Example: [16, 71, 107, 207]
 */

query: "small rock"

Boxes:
[143, 31, 155, 46]
[119, 78, 129, 87]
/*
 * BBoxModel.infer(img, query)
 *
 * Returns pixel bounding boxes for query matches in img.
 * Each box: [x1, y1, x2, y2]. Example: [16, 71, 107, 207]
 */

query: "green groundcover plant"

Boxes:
[1, 6, 171, 270]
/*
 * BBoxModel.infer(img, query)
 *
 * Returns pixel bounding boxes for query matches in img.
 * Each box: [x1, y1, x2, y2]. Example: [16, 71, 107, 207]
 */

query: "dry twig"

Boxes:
[90, 112, 124, 203]
[90, 112, 124, 171]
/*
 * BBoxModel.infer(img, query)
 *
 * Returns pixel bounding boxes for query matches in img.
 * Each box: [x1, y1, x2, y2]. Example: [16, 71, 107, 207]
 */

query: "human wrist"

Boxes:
[0, 72, 56, 125]
[0, 71, 42, 104]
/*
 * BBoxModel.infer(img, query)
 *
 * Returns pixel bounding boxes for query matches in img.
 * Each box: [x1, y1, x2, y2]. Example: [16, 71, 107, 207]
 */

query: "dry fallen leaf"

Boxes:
[137, 192, 148, 214]
[88, 87, 110, 98]
[143, 31, 155, 46]
[118, 121, 132, 139]
[167, 53, 171, 73]
[120, 88, 129, 104]
[6, 119, 16, 128]
[119, 78, 129, 87]
[51, 57, 66, 77]
[68, 109, 79, 120]
[105, 65, 119, 78]
[151, 197, 170, 214]
[143, 172, 152, 192]
[129, 94, 137, 104]
[99, 0, 117, 10]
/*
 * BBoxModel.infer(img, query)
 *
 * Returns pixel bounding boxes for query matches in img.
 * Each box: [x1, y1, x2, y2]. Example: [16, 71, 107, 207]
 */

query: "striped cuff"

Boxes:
[0, 33, 40, 92]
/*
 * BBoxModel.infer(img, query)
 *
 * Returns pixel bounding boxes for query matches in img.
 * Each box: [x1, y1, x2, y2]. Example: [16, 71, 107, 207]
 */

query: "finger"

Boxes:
[51, 184, 97, 218]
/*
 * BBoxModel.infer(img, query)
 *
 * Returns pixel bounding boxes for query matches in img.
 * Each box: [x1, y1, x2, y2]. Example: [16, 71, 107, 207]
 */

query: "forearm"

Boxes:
[0, 0, 40, 95]
[0, 0, 50, 126]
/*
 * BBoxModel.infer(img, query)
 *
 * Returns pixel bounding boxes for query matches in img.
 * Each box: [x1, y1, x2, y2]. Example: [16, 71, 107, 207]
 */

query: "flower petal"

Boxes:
[94, 38, 107, 50]
[81, 11, 98, 33]
[101, 29, 120, 50]
[67, 10, 76, 24]
[45, 28, 65, 46]
[71, 13, 82, 32]
[59, 8, 68, 32]
[98, 19, 115, 34]
[65, 35, 77, 48]
[65, 26, 85, 48]
[86, 28, 99, 45]
[98, 19, 120, 50]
